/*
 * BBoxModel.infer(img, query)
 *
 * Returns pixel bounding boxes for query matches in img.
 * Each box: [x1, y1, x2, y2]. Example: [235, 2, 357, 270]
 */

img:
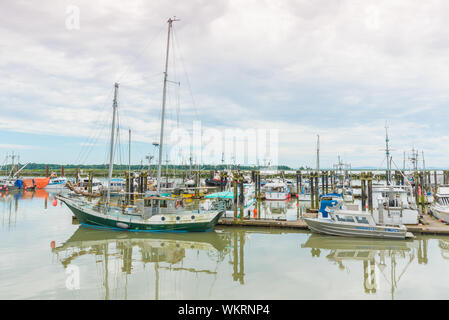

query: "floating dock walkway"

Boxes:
[218, 213, 449, 236]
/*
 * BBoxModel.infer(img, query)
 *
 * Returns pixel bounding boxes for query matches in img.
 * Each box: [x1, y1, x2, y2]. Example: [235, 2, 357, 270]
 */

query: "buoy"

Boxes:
[52, 199, 57, 206]
[50, 241, 55, 249]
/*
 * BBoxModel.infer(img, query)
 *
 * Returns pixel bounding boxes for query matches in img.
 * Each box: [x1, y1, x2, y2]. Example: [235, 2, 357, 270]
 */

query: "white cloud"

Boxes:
[1, 0, 449, 167]
[0, 144, 40, 150]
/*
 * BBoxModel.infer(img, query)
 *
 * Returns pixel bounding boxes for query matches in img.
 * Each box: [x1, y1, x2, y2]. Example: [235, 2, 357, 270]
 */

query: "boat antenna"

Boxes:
[157, 17, 179, 194]
[107, 82, 119, 207]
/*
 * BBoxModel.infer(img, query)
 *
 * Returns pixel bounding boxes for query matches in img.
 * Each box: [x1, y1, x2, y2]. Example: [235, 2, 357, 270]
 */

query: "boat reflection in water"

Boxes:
[439, 239, 449, 260]
[260, 199, 295, 220]
[302, 234, 424, 298]
[51, 226, 243, 299]
[0, 189, 60, 229]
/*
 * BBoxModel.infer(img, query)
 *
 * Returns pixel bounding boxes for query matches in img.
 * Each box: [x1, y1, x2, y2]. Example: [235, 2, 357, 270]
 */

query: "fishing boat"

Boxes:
[295, 178, 313, 201]
[58, 194, 225, 232]
[109, 178, 126, 193]
[429, 185, 449, 223]
[0, 176, 20, 190]
[74, 176, 104, 194]
[371, 185, 419, 225]
[263, 180, 290, 200]
[0, 162, 42, 190]
[45, 175, 68, 189]
[204, 184, 256, 218]
[304, 193, 413, 239]
[205, 171, 227, 187]
[342, 188, 354, 203]
[58, 18, 225, 232]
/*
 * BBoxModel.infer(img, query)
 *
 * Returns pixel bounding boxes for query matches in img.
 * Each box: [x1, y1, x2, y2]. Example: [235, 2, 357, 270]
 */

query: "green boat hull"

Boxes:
[63, 199, 223, 233]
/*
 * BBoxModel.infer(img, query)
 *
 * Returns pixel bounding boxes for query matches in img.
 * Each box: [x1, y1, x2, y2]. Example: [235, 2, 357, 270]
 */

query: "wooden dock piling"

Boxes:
[367, 172, 373, 213]
[310, 172, 315, 210]
[361, 172, 366, 211]
[233, 177, 237, 221]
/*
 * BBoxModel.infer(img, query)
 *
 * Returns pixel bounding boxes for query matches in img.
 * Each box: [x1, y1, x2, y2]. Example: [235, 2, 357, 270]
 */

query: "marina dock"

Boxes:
[218, 213, 449, 236]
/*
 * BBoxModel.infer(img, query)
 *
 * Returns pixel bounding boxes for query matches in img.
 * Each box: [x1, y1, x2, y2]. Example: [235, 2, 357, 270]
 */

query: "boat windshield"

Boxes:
[355, 216, 369, 224]
[335, 214, 355, 223]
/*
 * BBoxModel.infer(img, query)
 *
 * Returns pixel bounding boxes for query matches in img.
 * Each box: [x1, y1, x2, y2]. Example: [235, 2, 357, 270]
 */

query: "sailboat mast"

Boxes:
[128, 129, 131, 195]
[422, 151, 426, 171]
[316, 134, 320, 176]
[385, 125, 391, 185]
[107, 83, 119, 206]
[157, 17, 178, 194]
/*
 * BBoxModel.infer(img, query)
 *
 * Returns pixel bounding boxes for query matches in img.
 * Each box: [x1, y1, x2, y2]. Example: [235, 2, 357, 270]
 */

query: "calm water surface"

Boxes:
[1, 189, 449, 300]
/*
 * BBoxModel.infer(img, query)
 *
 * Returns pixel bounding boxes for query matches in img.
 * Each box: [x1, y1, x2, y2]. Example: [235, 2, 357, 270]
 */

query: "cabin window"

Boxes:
[160, 200, 167, 208]
[388, 199, 399, 207]
[355, 216, 369, 224]
[335, 215, 355, 223]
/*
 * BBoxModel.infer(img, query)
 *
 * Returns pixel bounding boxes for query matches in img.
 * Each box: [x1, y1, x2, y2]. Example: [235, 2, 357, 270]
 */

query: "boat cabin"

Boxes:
[79, 178, 103, 190]
[327, 210, 377, 226]
[264, 182, 288, 193]
[133, 196, 188, 219]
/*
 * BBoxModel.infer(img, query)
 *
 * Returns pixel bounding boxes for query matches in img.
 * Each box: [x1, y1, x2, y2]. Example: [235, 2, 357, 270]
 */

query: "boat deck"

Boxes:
[70, 198, 204, 222]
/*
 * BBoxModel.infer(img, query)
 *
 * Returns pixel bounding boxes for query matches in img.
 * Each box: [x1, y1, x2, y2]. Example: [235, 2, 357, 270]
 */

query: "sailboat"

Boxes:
[58, 18, 225, 232]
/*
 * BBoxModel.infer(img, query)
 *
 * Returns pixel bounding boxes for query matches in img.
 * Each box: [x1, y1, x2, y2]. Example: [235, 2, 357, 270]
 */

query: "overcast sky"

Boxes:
[1, 0, 449, 169]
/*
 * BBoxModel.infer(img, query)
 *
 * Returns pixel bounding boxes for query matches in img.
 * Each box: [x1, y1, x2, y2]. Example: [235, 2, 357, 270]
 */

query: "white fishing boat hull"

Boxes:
[45, 177, 68, 189]
[265, 192, 289, 201]
[430, 204, 449, 223]
[304, 218, 408, 239]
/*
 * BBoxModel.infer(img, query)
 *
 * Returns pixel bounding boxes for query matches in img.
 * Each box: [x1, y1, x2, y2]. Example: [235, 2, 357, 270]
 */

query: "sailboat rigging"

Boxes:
[57, 17, 225, 232]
